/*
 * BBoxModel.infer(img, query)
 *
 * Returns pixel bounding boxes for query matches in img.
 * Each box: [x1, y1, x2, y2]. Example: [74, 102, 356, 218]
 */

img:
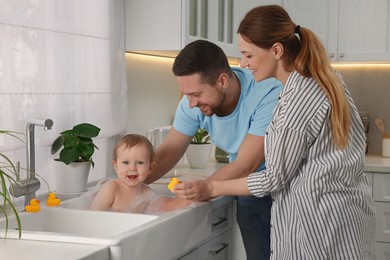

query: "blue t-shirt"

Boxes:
[173, 67, 282, 171]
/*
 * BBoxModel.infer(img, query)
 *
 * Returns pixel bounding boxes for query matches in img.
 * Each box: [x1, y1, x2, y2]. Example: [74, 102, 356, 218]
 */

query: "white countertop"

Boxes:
[0, 239, 109, 260]
[4, 156, 385, 260]
[365, 154, 390, 173]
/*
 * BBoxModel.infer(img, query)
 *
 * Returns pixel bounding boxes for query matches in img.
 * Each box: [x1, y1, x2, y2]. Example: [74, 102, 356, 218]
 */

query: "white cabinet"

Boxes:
[177, 199, 233, 260]
[125, 0, 239, 58]
[284, 0, 390, 62]
[365, 172, 390, 260]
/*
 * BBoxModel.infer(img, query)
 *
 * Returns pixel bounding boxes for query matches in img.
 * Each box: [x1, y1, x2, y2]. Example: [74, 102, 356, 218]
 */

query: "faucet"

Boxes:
[10, 118, 54, 207]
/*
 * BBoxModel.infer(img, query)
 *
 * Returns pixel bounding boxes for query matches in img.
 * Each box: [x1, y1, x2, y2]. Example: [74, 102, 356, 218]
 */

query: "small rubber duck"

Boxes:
[168, 177, 181, 191]
[46, 192, 61, 207]
[25, 199, 41, 213]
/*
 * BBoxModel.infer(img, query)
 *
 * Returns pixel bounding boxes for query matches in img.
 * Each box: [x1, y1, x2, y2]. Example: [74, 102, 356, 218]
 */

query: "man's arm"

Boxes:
[145, 128, 192, 184]
[208, 134, 265, 181]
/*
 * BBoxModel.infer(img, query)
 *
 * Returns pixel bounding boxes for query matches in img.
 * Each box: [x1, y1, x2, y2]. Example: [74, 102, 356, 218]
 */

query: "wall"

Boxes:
[0, 0, 127, 200]
[125, 53, 181, 135]
[334, 64, 390, 155]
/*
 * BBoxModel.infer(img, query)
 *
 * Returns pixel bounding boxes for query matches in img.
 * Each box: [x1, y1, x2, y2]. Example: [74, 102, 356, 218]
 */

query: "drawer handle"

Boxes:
[209, 243, 229, 256]
[212, 217, 227, 229]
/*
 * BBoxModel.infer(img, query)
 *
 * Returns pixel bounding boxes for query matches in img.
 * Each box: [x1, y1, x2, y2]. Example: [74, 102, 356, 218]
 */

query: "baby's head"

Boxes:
[112, 134, 156, 186]
[113, 134, 155, 162]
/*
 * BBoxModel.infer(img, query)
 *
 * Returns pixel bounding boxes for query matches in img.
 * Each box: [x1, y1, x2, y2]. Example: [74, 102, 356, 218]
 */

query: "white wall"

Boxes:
[125, 53, 181, 135]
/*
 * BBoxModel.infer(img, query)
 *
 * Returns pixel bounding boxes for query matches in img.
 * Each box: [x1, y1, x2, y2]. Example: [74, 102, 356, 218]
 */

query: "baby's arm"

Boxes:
[90, 180, 117, 211]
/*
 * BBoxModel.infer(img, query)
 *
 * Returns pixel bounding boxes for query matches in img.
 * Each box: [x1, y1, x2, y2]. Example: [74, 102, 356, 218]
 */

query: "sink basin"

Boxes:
[0, 207, 158, 244]
[0, 198, 212, 259]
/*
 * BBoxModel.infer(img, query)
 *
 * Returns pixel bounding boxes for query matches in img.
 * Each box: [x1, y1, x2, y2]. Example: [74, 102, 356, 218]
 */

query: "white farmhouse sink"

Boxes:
[0, 197, 211, 259]
[0, 207, 158, 245]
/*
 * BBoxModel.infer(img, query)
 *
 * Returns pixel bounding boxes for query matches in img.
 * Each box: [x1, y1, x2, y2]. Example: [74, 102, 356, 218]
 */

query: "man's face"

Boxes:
[177, 73, 225, 117]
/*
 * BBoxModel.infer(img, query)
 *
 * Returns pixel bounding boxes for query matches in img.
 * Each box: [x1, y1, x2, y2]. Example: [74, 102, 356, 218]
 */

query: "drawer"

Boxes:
[376, 242, 390, 260]
[211, 203, 232, 239]
[196, 231, 231, 260]
[373, 173, 390, 202]
[374, 202, 390, 242]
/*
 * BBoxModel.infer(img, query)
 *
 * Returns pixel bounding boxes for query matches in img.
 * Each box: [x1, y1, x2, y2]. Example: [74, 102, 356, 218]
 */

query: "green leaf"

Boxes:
[59, 147, 80, 165]
[51, 136, 65, 155]
[73, 123, 101, 138]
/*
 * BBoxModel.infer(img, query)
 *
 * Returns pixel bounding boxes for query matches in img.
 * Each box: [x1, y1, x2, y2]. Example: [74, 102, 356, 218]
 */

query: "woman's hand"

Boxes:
[172, 180, 214, 201]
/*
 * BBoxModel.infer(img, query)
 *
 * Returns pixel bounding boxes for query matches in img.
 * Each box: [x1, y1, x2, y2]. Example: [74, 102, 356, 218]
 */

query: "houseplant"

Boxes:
[0, 130, 23, 238]
[51, 123, 101, 194]
[186, 129, 212, 169]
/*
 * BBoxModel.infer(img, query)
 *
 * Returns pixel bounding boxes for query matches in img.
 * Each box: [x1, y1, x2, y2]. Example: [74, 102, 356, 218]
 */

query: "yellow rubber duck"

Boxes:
[46, 192, 61, 207]
[25, 199, 41, 213]
[168, 177, 181, 191]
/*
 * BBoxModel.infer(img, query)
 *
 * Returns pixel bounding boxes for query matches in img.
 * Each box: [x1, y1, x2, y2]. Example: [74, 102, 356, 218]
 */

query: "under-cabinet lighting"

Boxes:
[126, 52, 390, 69]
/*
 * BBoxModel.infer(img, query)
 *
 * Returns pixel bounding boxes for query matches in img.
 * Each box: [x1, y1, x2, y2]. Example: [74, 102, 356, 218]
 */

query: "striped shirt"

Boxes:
[247, 70, 376, 259]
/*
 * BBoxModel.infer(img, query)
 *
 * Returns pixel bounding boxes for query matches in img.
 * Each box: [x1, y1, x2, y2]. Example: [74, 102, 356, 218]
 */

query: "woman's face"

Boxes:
[238, 34, 277, 82]
[112, 144, 154, 188]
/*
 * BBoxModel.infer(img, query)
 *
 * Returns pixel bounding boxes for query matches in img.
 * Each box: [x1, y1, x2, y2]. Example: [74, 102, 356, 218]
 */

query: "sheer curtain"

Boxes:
[0, 0, 127, 189]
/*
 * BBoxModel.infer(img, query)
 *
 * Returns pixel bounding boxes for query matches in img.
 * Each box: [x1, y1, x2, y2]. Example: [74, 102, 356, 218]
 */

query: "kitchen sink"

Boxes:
[0, 187, 212, 259]
[0, 207, 158, 245]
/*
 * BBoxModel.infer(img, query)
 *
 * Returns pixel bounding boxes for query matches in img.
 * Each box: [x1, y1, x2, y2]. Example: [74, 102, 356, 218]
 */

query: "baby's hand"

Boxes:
[168, 177, 181, 191]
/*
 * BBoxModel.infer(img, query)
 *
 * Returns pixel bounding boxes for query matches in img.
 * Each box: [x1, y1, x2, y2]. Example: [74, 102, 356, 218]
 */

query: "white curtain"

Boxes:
[0, 0, 127, 151]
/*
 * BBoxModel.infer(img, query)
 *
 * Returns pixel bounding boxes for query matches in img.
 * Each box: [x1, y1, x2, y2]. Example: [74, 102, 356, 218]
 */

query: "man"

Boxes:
[146, 40, 282, 260]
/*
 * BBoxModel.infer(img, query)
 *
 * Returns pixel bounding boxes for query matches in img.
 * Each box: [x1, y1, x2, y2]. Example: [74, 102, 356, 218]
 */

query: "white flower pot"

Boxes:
[53, 161, 91, 194]
[186, 144, 212, 169]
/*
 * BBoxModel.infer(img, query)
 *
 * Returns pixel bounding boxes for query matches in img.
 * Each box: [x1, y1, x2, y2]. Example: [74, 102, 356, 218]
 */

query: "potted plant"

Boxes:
[186, 129, 212, 169]
[51, 123, 101, 194]
[0, 130, 23, 238]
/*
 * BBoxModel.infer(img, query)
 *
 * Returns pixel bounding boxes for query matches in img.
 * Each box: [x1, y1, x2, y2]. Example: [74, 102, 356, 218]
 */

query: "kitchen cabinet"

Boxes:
[125, 0, 239, 58]
[177, 199, 233, 260]
[284, 0, 390, 62]
[365, 171, 390, 260]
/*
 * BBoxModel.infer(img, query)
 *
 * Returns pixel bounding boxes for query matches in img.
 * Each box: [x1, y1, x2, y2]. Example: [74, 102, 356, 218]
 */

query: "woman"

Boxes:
[173, 5, 376, 259]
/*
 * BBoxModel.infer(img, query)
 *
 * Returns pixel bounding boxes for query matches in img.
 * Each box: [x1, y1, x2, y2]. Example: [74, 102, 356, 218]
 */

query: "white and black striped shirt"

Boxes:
[247, 70, 376, 259]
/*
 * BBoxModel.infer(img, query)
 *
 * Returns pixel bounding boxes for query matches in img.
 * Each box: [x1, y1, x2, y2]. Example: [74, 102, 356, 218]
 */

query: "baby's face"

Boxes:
[113, 144, 153, 187]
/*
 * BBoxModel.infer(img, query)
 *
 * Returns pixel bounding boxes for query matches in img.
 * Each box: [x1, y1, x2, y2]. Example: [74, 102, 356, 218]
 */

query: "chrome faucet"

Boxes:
[10, 119, 53, 207]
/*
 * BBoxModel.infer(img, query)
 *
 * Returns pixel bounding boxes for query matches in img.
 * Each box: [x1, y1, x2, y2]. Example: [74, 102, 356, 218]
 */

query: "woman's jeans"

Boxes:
[236, 195, 272, 260]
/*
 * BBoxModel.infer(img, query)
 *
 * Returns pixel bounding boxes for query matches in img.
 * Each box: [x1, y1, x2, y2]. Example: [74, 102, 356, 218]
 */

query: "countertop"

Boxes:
[365, 154, 390, 173]
[0, 239, 109, 260]
[2, 156, 388, 260]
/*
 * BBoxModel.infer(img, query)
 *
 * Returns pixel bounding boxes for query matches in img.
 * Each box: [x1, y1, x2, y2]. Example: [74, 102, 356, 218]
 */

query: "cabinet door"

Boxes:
[196, 231, 231, 260]
[125, 0, 182, 51]
[376, 242, 390, 260]
[338, 0, 390, 62]
[373, 173, 390, 202]
[186, 0, 240, 58]
[283, 0, 338, 61]
[374, 202, 390, 242]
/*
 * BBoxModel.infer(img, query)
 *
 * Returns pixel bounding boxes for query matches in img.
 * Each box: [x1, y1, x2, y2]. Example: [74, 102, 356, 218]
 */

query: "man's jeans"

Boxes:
[236, 195, 272, 260]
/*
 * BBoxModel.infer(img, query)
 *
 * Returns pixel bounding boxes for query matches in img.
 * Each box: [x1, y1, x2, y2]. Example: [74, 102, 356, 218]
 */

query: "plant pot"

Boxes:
[53, 161, 91, 194]
[186, 143, 212, 169]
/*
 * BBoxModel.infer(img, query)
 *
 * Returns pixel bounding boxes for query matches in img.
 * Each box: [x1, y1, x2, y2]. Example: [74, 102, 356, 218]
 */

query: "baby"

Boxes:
[90, 134, 191, 213]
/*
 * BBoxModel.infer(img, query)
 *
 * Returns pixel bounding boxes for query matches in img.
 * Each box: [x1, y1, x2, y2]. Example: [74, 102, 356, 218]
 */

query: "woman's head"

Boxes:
[238, 5, 301, 73]
[238, 5, 351, 149]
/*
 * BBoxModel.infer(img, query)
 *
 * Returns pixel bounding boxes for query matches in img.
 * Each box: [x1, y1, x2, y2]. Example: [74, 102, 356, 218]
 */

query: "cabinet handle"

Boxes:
[212, 217, 227, 229]
[209, 242, 229, 256]
[339, 53, 345, 58]
[329, 53, 335, 58]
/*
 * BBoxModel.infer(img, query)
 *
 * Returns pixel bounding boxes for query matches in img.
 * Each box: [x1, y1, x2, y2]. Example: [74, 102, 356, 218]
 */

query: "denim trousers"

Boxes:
[236, 195, 272, 260]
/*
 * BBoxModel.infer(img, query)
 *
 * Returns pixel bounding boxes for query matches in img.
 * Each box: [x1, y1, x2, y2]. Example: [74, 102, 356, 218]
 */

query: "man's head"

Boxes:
[173, 40, 234, 116]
